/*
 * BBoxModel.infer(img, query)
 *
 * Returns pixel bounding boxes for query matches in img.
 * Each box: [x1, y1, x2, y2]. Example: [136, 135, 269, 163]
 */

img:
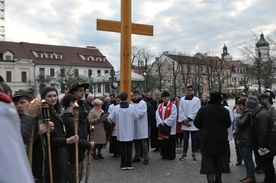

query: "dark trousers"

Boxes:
[120, 141, 133, 167]
[160, 135, 176, 159]
[254, 146, 264, 169]
[263, 156, 275, 183]
[67, 161, 84, 183]
[183, 130, 199, 153]
[234, 138, 243, 163]
[241, 146, 255, 180]
[150, 127, 159, 149]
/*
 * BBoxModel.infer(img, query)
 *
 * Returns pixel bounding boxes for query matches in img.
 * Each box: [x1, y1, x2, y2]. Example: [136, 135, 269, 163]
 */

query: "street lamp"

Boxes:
[143, 72, 147, 93]
[90, 75, 97, 98]
[233, 74, 237, 97]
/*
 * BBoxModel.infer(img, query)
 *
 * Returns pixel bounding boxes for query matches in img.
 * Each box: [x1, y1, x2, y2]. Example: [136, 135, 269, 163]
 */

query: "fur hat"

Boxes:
[245, 96, 259, 109]
[209, 92, 223, 102]
[161, 91, 170, 97]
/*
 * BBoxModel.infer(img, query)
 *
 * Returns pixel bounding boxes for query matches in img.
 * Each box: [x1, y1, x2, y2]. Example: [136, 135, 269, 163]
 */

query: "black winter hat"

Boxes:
[161, 91, 170, 97]
[40, 86, 58, 99]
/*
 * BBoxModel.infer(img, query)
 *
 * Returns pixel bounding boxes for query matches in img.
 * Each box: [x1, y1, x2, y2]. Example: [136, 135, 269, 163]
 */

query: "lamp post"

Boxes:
[143, 72, 147, 93]
[234, 74, 237, 97]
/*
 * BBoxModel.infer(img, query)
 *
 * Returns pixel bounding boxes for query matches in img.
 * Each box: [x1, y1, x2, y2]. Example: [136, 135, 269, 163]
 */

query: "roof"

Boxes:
[224, 60, 241, 69]
[92, 71, 144, 83]
[256, 33, 269, 47]
[0, 41, 113, 68]
[165, 54, 208, 65]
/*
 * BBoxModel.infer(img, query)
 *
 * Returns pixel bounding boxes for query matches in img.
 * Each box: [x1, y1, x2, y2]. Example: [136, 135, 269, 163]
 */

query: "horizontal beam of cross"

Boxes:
[97, 19, 154, 36]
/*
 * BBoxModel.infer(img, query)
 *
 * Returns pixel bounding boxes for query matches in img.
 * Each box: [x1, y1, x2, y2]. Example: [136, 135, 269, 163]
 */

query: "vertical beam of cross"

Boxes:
[97, 0, 153, 101]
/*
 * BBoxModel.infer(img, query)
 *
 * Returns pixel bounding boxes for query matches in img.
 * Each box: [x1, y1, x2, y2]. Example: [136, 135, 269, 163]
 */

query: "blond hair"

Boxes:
[92, 99, 102, 106]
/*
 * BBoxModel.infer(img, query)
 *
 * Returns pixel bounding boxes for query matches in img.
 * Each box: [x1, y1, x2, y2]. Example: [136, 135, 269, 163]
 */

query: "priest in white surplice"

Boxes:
[131, 90, 149, 165]
[108, 92, 138, 170]
[156, 91, 177, 160]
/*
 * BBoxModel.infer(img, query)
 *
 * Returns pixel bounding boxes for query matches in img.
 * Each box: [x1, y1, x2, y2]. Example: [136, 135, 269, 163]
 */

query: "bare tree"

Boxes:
[53, 67, 89, 92]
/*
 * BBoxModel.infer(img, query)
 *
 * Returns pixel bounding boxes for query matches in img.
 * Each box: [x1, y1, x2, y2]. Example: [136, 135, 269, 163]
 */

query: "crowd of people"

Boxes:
[1, 75, 276, 183]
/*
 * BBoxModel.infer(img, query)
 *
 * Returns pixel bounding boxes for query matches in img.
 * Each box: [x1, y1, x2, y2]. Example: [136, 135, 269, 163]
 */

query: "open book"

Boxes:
[258, 148, 270, 156]
[100, 113, 109, 121]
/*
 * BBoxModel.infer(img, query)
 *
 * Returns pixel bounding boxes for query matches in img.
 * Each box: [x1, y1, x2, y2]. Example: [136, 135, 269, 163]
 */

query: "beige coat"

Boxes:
[89, 108, 106, 144]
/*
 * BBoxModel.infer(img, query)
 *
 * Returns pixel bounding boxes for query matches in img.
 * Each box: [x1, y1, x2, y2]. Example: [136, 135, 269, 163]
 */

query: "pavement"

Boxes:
[81, 99, 271, 183]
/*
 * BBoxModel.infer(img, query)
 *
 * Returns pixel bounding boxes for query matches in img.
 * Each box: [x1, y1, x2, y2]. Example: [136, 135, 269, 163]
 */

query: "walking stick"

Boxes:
[28, 127, 34, 167]
[73, 103, 79, 183]
[28, 98, 37, 167]
[41, 100, 53, 183]
[85, 126, 94, 183]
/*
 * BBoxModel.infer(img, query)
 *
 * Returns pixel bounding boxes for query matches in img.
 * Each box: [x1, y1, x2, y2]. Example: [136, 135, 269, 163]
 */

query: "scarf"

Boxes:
[158, 101, 173, 140]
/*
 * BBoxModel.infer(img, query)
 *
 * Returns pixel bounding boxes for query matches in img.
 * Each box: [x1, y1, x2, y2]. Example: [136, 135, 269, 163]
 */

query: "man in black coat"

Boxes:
[194, 92, 231, 183]
[245, 96, 276, 183]
[69, 83, 89, 140]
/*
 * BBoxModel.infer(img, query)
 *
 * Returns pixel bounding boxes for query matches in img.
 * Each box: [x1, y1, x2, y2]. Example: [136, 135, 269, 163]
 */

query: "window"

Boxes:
[6, 71, 11, 82]
[75, 69, 79, 77]
[60, 68, 65, 77]
[97, 83, 101, 92]
[21, 72, 27, 82]
[5, 55, 12, 61]
[88, 69, 92, 77]
[97, 70, 101, 76]
[105, 84, 110, 93]
[50, 68, 55, 77]
[39, 68, 45, 76]
[37, 53, 44, 58]
[104, 70, 109, 74]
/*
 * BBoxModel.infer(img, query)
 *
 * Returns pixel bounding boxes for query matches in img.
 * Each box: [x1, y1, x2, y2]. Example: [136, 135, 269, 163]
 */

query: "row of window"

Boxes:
[5, 71, 27, 82]
[32, 51, 106, 62]
[4, 68, 111, 84]
[79, 54, 106, 62]
[32, 51, 63, 59]
[39, 68, 109, 77]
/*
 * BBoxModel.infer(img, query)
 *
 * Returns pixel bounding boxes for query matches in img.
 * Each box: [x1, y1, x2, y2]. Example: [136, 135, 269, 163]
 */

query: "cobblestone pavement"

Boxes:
[81, 99, 272, 183]
[82, 141, 267, 183]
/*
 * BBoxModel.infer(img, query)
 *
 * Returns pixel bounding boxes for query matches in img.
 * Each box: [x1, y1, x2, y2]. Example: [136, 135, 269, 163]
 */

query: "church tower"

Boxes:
[255, 33, 270, 61]
[221, 44, 231, 61]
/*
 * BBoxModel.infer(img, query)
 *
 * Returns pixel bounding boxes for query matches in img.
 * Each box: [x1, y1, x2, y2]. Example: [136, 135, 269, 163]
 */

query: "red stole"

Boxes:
[158, 101, 173, 140]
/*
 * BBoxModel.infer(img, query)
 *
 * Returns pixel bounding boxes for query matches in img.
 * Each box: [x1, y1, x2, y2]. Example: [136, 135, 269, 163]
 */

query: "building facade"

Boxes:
[0, 41, 113, 96]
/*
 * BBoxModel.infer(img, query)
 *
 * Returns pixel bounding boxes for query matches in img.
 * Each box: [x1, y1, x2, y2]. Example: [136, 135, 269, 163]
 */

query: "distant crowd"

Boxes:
[1, 75, 276, 183]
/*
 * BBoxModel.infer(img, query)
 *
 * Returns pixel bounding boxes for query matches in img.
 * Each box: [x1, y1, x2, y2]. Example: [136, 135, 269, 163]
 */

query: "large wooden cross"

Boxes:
[97, 0, 153, 101]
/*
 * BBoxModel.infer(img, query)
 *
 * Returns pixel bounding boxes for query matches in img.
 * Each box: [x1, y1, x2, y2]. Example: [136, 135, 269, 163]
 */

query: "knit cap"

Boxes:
[245, 96, 259, 109]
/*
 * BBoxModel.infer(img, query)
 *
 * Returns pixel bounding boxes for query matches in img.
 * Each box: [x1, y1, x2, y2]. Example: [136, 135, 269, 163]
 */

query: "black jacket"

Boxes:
[235, 108, 254, 146]
[20, 114, 39, 145]
[49, 108, 68, 183]
[251, 104, 275, 154]
[78, 100, 89, 138]
[194, 101, 231, 156]
[61, 110, 91, 163]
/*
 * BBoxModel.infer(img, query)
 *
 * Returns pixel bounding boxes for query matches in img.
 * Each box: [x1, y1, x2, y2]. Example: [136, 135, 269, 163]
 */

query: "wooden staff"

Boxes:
[73, 103, 79, 183]
[41, 100, 53, 183]
[85, 126, 94, 183]
[28, 98, 37, 167]
[28, 127, 34, 167]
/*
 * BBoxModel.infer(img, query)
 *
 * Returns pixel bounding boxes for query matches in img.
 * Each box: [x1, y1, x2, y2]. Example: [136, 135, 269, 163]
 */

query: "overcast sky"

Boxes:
[4, 0, 276, 70]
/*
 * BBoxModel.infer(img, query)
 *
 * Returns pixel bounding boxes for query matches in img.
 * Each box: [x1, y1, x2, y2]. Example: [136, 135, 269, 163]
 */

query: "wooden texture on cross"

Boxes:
[97, 0, 153, 101]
